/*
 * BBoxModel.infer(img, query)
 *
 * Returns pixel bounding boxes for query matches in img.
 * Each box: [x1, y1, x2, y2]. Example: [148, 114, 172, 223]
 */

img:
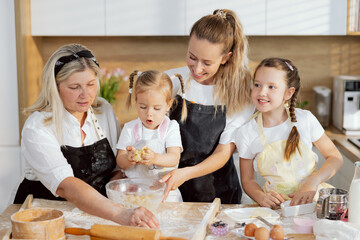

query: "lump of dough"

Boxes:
[133, 146, 147, 162]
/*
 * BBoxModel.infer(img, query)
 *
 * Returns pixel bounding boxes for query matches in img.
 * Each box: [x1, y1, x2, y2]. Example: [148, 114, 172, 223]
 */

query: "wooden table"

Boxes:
[0, 198, 316, 239]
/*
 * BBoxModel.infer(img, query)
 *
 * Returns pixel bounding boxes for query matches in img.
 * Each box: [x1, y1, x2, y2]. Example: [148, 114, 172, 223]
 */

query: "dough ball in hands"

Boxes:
[133, 146, 147, 162]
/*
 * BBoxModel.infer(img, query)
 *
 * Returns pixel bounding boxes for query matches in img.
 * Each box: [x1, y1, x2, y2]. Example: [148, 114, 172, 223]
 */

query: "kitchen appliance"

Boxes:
[332, 75, 360, 135]
[316, 188, 348, 220]
[313, 86, 331, 128]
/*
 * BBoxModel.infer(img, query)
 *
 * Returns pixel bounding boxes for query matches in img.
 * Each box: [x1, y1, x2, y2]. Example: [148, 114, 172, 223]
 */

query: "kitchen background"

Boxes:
[1, 0, 359, 212]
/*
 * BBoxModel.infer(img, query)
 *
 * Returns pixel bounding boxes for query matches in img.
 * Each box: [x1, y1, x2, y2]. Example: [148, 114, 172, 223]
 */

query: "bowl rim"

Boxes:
[105, 177, 166, 194]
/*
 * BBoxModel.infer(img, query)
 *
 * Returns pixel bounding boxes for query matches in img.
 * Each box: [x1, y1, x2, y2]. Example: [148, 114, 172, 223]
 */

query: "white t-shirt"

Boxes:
[234, 108, 324, 171]
[116, 116, 182, 177]
[166, 66, 255, 144]
[21, 98, 121, 196]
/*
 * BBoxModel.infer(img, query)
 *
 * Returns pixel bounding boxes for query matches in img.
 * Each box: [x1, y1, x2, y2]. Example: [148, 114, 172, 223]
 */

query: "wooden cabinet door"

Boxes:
[31, 0, 106, 36]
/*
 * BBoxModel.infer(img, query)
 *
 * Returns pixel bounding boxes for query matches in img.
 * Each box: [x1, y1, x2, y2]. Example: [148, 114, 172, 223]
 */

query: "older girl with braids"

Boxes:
[235, 57, 343, 207]
[116, 70, 184, 202]
[162, 9, 255, 204]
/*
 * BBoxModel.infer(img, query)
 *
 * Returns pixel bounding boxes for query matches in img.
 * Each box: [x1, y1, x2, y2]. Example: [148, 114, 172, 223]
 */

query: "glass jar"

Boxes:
[348, 161, 360, 225]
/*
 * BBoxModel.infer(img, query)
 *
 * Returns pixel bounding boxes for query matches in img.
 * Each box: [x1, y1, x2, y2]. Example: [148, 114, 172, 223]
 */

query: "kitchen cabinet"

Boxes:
[267, 0, 347, 35]
[30, 0, 105, 36]
[0, 147, 21, 213]
[30, 0, 347, 36]
[185, 0, 266, 36]
[0, 0, 21, 213]
[106, 0, 186, 36]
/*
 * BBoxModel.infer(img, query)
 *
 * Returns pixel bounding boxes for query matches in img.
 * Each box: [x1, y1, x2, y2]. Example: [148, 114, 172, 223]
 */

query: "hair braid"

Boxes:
[284, 68, 300, 161]
[174, 73, 187, 122]
[125, 70, 138, 110]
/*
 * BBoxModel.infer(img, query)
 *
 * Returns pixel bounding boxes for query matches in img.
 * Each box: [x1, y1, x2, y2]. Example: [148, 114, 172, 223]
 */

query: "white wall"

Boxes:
[0, 0, 21, 213]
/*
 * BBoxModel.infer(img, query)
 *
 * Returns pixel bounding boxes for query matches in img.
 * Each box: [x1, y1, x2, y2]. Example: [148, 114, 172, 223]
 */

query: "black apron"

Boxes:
[170, 95, 242, 204]
[14, 137, 116, 203]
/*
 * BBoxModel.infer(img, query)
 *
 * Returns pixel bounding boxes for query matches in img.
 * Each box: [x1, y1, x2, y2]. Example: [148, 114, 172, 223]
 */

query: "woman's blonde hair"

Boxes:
[189, 9, 252, 116]
[126, 70, 186, 120]
[254, 57, 301, 161]
[25, 44, 101, 144]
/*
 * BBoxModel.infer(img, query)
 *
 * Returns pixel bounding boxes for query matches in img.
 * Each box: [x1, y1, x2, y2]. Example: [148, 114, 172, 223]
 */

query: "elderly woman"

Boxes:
[14, 44, 159, 228]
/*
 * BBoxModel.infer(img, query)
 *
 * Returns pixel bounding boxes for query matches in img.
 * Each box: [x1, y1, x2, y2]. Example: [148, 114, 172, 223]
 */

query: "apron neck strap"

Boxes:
[255, 103, 293, 147]
[256, 112, 269, 147]
[89, 107, 106, 140]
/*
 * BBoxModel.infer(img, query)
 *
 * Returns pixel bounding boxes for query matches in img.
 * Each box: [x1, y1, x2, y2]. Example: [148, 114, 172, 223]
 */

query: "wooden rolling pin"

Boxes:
[65, 224, 187, 240]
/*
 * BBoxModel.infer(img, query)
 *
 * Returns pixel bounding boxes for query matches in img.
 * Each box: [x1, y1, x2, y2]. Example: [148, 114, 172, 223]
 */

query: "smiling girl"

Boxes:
[116, 70, 184, 202]
[235, 58, 343, 207]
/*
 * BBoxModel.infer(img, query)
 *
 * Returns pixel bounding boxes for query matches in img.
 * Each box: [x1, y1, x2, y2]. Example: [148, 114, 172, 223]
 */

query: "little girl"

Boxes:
[116, 70, 184, 202]
[235, 58, 343, 207]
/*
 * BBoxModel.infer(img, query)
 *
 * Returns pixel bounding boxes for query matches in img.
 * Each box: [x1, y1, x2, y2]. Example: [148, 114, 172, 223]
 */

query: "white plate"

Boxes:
[223, 207, 280, 221]
[231, 228, 255, 239]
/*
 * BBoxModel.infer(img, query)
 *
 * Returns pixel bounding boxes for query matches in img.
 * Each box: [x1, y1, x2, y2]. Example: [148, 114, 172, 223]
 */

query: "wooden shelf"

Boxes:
[347, 0, 360, 34]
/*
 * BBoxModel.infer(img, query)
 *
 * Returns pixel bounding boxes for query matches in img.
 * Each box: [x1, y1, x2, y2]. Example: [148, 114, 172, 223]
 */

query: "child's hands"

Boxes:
[126, 146, 138, 165]
[126, 146, 156, 165]
[257, 190, 285, 208]
[288, 180, 317, 206]
[140, 148, 156, 166]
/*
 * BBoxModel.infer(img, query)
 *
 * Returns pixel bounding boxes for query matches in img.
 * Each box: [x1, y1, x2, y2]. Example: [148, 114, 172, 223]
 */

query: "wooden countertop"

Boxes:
[0, 199, 316, 240]
[325, 125, 360, 163]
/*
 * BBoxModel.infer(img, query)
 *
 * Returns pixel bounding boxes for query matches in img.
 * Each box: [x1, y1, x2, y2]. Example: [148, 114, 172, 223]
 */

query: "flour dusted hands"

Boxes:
[288, 176, 318, 206]
[118, 206, 159, 229]
[126, 146, 155, 165]
[258, 190, 285, 208]
[160, 168, 190, 202]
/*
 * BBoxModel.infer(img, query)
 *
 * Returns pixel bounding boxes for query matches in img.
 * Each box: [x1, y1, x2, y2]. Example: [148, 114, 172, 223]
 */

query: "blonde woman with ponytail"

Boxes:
[235, 58, 343, 208]
[116, 70, 184, 202]
[162, 9, 255, 204]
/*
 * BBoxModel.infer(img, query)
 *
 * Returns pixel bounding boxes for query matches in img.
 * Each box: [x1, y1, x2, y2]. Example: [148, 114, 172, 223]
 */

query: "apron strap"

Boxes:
[133, 122, 141, 143]
[89, 107, 106, 140]
[256, 112, 269, 147]
[255, 103, 293, 148]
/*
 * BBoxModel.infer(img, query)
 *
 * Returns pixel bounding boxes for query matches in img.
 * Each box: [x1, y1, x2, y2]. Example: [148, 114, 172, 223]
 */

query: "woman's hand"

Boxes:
[160, 168, 189, 202]
[288, 179, 317, 206]
[117, 206, 159, 229]
[257, 190, 285, 208]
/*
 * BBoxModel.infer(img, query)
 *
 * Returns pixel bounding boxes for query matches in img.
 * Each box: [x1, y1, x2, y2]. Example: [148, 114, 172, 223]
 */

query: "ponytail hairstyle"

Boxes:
[189, 9, 252, 116]
[126, 70, 185, 117]
[253, 58, 301, 161]
[174, 73, 187, 122]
